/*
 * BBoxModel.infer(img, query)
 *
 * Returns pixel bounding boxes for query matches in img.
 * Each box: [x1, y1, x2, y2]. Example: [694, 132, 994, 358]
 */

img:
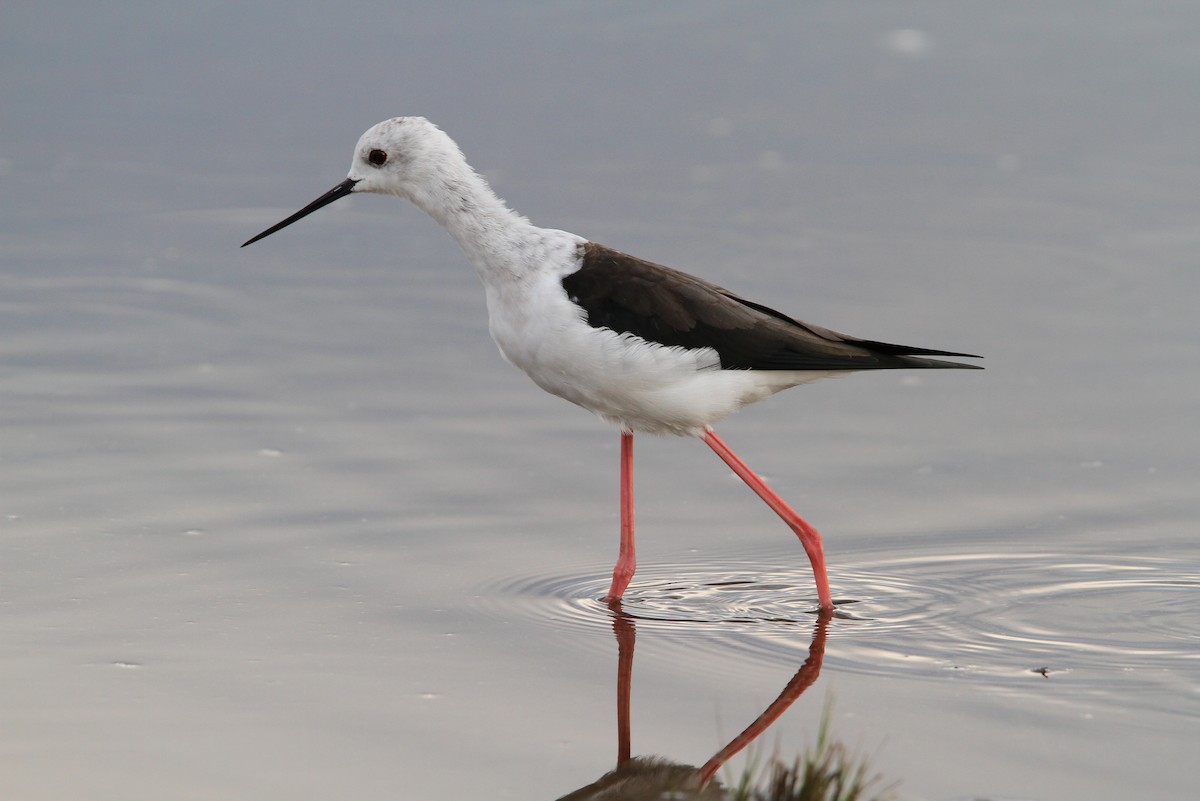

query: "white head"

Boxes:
[346, 117, 464, 198]
[242, 116, 477, 247]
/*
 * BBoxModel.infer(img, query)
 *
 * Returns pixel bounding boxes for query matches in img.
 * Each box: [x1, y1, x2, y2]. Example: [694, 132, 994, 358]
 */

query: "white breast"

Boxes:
[479, 232, 825, 436]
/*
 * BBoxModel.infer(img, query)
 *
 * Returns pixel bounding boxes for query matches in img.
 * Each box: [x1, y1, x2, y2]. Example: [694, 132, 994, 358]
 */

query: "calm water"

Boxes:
[3, 3, 1198, 799]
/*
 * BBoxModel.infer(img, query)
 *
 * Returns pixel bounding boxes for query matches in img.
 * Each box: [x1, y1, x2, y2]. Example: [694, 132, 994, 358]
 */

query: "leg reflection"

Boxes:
[605, 599, 832, 789]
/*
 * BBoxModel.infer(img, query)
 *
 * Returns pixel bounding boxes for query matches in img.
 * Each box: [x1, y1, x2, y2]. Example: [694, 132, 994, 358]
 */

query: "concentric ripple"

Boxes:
[477, 562, 833, 679]
[475, 546, 1200, 709]
[831, 551, 1200, 692]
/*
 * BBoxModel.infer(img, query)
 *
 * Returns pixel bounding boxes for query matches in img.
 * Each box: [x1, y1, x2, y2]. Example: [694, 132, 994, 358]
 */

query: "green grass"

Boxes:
[726, 709, 894, 801]
[552, 705, 894, 800]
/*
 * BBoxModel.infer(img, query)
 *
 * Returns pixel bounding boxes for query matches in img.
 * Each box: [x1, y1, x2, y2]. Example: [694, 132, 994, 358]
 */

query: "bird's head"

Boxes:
[242, 116, 459, 247]
[347, 116, 459, 197]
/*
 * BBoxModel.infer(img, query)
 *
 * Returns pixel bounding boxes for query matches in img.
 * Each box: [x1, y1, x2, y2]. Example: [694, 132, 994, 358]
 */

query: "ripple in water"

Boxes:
[477, 548, 1200, 711]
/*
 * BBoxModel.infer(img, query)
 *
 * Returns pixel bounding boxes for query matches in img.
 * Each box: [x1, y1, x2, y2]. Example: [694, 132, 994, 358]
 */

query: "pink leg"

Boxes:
[703, 429, 834, 611]
[605, 431, 636, 602]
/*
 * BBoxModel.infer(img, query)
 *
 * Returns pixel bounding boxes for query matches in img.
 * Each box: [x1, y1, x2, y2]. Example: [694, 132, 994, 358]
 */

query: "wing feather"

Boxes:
[562, 243, 981, 372]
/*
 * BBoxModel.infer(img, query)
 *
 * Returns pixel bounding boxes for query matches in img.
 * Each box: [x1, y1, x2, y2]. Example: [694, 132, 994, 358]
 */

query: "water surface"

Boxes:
[3, 3, 1198, 800]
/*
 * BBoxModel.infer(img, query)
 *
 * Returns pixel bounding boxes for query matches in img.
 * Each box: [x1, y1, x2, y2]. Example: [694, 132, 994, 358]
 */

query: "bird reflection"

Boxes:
[554, 604, 831, 800]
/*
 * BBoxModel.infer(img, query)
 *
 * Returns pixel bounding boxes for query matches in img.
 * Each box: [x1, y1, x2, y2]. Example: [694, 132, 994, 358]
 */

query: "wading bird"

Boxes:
[243, 117, 981, 611]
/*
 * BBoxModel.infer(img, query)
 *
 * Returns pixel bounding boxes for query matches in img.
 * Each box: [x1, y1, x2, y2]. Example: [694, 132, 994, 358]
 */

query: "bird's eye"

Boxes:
[368, 149, 388, 166]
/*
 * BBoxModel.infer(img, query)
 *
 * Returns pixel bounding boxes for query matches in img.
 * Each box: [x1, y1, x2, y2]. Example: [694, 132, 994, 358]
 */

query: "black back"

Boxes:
[562, 243, 981, 372]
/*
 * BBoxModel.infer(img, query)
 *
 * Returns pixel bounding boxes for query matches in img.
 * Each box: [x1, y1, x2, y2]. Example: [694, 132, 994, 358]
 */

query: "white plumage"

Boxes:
[343, 118, 807, 435]
[243, 116, 982, 611]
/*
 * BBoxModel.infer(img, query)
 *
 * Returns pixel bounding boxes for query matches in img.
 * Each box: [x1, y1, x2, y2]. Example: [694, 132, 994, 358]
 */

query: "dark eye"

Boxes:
[368, 149, 387, 166]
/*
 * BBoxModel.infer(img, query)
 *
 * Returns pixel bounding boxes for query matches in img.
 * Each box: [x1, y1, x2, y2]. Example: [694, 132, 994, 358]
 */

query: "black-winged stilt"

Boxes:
[242, 117, 981, 612]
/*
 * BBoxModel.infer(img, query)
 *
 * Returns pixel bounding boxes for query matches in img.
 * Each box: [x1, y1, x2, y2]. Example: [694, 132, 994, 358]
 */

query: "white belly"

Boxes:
[484, 272, 830, 436]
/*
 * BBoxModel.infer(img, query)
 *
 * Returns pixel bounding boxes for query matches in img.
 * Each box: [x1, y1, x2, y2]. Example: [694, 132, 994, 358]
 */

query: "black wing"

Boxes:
[562, 243, 982, 372]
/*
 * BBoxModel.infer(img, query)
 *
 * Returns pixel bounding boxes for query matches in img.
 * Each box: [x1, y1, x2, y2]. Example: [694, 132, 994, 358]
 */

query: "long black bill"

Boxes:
[241, 177, 360, 247]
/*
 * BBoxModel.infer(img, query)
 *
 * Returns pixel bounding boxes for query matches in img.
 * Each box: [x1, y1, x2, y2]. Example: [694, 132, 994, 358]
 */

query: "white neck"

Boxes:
[403, 151, 536, 282]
